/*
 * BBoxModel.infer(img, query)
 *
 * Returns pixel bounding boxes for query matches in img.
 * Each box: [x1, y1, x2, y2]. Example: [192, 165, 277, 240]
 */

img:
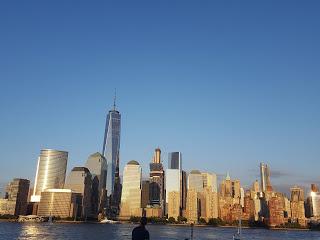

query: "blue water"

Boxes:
[0, 222, 320, 240]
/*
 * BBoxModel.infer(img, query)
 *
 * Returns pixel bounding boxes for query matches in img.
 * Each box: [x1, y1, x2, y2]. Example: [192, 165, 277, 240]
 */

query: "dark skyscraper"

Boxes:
[102, 96, 121, 202]
[149, 148, 165, 209]
[168, 152, 182, 170]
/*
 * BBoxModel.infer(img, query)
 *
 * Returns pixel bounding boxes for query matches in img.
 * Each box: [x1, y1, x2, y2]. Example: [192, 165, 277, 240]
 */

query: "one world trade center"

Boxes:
[102, 98, 121, 202]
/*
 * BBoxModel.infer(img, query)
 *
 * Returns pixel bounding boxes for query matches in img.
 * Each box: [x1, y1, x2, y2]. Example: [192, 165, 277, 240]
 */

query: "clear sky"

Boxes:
[0, 1, 319, 194]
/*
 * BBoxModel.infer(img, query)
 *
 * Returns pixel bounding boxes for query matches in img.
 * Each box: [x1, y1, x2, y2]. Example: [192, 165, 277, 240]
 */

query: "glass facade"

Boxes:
[85, 152, 107, 194]
[102, 110, 121, 196]
[31, 149, 68, 202]
[311, 192, 320, 217]
[168, 152, 181, 170]
[188, 170, 203, 193]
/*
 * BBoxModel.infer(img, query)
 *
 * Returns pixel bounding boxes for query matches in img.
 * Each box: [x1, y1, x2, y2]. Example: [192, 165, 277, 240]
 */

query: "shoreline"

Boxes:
[0, 219, 315, 231]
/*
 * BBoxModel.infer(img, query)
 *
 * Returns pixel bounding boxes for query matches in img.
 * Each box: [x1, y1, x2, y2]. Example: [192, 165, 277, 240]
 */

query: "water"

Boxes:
[0, 222, 320, 240]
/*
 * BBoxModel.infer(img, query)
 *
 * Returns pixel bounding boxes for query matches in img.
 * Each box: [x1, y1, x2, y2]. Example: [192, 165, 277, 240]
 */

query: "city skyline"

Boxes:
[1, 1, 320, 193]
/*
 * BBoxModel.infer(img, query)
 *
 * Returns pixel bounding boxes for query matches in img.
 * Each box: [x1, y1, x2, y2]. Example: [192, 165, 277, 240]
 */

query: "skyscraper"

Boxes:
[31, 149, 68, 202]
[165, 152, 182, 216]
[149, 148, 165, 209]
[85, 152, 107, 214]
[201, 172, 217, 193]
[188, 170, 203, 193]
[168, 152, 182, 170]
[290, 186, 306, 226]
[0, 178, 30, 216]
[260, 162, 271, 192]
[102, 98, 121, 198]
[119, 160, 142, 219]
[65, 167, 92, 218]
[85, 152, 107, 194]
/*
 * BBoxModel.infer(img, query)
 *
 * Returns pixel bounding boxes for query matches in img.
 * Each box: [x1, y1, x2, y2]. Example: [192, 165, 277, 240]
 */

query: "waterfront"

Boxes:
[1, 222, 320, 240]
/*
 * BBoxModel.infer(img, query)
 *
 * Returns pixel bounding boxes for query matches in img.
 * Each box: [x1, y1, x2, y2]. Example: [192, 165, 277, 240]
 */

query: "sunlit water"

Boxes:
[1, 222, 320, 240]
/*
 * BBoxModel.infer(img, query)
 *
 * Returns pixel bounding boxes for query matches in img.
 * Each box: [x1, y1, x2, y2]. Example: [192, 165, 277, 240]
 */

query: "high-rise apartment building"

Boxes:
[268, 195, 285, 227]
[31, 149, 68, 202]
[120, 160, 142, 219]
[149, 148, 165, 210]
[202, 172, 217, 193]
[65, 167, 92, 218]
[188, 170, 203, 193]
[102, 100, 121, 198]
[168, 191, 180, 220]
[203, 187, 219, 221]
[308, 184, 320, 218]
[0, 178, 30, 216]
[185, 188, 199, 223]
[260, 163, 271, 192]
[290, 186, 306, 226]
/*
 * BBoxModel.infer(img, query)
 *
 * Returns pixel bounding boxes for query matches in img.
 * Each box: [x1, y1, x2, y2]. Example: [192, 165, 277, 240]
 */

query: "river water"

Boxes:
[0, 222, 320, 240]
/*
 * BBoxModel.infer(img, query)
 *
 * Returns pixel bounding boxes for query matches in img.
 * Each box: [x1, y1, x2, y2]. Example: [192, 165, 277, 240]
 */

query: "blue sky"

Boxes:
[0, 1, 319, 193]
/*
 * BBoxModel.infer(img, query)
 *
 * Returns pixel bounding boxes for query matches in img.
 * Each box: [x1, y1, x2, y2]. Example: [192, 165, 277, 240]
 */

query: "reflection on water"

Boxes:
[0, 222, 320, 240]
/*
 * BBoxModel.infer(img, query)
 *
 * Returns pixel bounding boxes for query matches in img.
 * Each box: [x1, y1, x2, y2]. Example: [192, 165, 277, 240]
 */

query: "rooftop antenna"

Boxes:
[113, 88, 117, 110]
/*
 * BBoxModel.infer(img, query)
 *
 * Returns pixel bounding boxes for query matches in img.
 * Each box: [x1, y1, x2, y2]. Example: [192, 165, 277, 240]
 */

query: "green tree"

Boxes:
[168, 217, 176, 224]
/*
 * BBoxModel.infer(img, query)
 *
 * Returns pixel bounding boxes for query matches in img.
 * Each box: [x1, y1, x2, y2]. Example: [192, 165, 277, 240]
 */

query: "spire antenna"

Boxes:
[113, 88, 117, 110]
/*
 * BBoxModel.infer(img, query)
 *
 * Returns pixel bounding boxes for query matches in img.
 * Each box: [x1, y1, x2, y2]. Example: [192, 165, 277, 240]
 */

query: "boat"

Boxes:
[100, 217, 120, 224]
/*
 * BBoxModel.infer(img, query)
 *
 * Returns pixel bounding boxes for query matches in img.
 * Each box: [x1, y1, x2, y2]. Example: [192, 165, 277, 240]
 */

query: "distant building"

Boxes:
[64, 167, 92, 219]
[220, 173, 241, 201]
[145, 205, 163, 218]
[141, 180, 150, 208]
[201, 172, 217, 193]
[85, 152, 107, 214]
[181, 171, 187, 211]
[243, 191, 255, 221]
[85, 152, 107, 194]
[260, 163, 271, 192]
[268, 195, 285, 227]
[168, 191, 180, 220]
[0, 178, 30, 216]
[102, 100, 121, 199]
[188, 170, 203, 193]
[252, 180, 260, 193]
[168, 152, 182, 170]
[185, 189, 199, 223]
[203, 187, 219, 222]
[290, 186, 306, 226]
[149, 148, 165, 213]
[120, 160, 142, 219]
[165, 152, 182, 216]
[308, 184, 320, 219]
[31, 149, 68, 202]
[37, 189, 80, 218]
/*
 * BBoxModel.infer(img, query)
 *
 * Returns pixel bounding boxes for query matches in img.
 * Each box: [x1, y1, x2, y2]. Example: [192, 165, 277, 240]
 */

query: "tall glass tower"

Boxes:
[102, 99, 121, 198]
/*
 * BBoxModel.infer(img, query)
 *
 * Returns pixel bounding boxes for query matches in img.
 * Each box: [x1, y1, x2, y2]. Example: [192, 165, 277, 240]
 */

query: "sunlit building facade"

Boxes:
[120, 160, 142, 219]
[188, 170, 203, 193]
[31, 149, 68, 202]
[260, 162, 271, 192]
[201, 172, 217, 193]
[38, 189, 79, 218]
[85, 152, 107, 194]
[0, 178, 30, 216]
[64, 167, 92, 218]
